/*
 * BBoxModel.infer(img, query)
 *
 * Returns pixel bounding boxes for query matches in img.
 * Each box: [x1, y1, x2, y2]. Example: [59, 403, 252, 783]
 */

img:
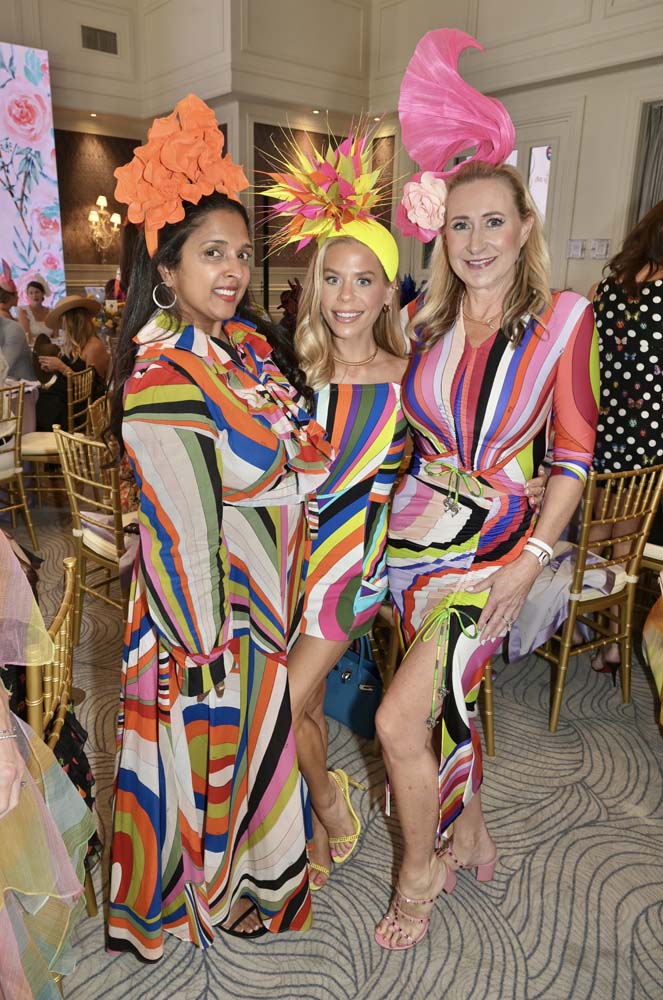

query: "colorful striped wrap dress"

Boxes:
[107, 313, 332, 959]
[387, 291, 599, 839]
[301, 382, 408, 640]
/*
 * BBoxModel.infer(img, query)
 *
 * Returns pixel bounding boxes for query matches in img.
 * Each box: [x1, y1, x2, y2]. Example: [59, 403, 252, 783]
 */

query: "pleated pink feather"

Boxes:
[398, 28, 515, 177]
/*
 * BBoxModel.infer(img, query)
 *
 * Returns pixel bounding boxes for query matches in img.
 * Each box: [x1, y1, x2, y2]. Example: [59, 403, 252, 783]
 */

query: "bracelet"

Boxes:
[523, 542, 551, 567]
[528, 536, 553, 558]
[0, 728, 17, 740]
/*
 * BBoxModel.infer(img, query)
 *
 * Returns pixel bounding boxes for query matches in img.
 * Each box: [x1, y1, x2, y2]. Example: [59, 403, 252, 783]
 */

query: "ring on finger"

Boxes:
[502, 615, 514, 629]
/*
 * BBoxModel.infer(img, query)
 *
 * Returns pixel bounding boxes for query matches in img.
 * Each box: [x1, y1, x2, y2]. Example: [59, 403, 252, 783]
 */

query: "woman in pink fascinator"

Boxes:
[374, 29, 600, 950]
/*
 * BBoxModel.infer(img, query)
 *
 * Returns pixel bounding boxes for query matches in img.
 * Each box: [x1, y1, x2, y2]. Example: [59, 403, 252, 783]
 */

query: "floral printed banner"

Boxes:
[0, 43, 65, 306]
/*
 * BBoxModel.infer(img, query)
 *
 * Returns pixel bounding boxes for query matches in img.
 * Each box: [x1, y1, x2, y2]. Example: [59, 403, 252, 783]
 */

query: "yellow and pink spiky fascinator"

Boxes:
[396, 28, 516, 243]
[114, 94, 249, 257]
[262, 129, 399, 282]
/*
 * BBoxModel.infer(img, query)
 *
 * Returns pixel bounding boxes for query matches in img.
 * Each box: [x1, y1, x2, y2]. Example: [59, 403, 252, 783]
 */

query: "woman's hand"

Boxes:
[39, 355, 69, 375]
[468, 551, 542, 641]
[524, 465, 550, 512]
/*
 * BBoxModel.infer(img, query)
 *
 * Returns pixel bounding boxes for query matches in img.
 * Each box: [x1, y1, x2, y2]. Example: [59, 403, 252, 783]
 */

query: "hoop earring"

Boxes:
[152, 282, 177, 310]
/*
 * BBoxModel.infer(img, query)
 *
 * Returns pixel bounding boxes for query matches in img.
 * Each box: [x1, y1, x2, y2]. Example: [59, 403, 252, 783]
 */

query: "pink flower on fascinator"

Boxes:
[396, 172, 447, 242]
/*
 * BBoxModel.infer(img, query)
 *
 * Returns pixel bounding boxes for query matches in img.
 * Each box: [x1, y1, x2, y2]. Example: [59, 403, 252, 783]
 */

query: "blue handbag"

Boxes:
[323, 635, 382, 740]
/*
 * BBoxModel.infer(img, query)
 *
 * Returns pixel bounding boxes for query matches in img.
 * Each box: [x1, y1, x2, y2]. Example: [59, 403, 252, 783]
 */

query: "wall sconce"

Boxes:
[88, 194, 121, 262]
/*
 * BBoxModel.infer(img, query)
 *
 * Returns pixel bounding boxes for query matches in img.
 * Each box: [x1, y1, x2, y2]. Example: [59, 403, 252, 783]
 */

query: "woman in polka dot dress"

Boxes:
[591, 200, 663, 675]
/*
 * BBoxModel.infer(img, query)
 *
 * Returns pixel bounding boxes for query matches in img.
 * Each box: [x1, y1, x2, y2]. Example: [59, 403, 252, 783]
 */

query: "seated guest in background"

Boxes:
[587, 199, 663, 678]
[0, 262, 35, 382]
[17, 276, 51, 345]
[34, 297, 103, 431]
[374, 29, 598, 951]
[40, 295, 107, 395]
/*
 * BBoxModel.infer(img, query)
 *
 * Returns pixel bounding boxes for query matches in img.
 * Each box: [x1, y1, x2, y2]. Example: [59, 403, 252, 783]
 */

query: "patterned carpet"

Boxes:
[13, 508, 663, 1000]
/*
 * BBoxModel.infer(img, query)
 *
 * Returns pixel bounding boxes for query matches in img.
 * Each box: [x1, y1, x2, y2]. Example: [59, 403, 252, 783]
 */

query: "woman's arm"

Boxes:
[470, 302, 599, 639]
[123, 361, 229, 693]
[83, 337, 109, 380]
[16, 307, 29, 336]
[0, 682, 23, 819]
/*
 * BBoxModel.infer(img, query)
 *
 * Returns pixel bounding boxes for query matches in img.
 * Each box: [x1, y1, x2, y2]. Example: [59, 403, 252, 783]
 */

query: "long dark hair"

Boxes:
[607, 200, 663, 297]
[108, 192, 312, 451]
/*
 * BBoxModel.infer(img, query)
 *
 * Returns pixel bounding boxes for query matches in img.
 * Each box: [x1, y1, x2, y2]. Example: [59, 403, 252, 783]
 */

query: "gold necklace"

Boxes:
[333, 345, 379, 367]
[463, 304, 502, 328]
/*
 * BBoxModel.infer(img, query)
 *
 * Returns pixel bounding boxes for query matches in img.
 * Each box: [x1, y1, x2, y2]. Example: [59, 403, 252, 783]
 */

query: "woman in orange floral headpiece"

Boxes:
[106, 95, 331, 959]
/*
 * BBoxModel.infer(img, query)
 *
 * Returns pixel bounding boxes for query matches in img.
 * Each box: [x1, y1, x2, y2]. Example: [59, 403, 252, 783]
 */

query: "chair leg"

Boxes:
[619, 597, 631, 705]
[550, 607, 577, 732]
[15, 473, 38, 551]
[483, 658, 495, 757]
[84, 869, 98, 918]
[74, 555, 86, 646]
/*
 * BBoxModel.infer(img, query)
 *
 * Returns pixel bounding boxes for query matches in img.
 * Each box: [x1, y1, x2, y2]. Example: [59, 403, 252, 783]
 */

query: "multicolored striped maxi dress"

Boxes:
[301, 382, 407, 640]
[107, 313, 331, 960]
[387, 292, 599, 839]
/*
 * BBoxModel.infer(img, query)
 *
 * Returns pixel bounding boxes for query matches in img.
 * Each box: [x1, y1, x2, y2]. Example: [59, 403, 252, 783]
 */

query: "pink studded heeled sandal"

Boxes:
[436, 842, 497, 894]
[374, 887, 438, 951]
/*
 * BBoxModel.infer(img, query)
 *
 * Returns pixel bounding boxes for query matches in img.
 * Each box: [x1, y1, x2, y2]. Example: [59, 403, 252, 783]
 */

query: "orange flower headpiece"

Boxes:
[114, 94, 249, 257]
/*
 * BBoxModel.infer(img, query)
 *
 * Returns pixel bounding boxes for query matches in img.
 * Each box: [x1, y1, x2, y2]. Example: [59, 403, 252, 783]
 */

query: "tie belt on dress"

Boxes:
[411, 454, 527, 511]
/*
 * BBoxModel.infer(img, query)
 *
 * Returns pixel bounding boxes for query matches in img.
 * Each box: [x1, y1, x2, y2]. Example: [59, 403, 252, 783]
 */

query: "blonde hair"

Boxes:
[410, 161, 552, 349]
[61, 308, 95, 361]
[295, 237, 406, 389]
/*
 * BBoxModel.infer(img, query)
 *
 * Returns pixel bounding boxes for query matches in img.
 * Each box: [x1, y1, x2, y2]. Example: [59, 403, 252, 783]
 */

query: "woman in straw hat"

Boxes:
[40, 294, 108, 392]
[17, 275, 51, 345]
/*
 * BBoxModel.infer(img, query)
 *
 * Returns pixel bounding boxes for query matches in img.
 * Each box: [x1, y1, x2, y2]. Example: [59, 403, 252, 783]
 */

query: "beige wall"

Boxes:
[4, 0, 663, 295]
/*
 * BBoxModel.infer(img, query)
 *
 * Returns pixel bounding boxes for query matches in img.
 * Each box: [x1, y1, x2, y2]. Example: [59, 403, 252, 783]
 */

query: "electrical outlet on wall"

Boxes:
[590, 239, 611, 259]
[567, 239, 585, 260]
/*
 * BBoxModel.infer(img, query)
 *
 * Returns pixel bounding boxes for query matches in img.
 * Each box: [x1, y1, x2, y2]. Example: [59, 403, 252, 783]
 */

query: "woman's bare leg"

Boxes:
[375, 633, 494, 946]
[288, 634, 359, 864]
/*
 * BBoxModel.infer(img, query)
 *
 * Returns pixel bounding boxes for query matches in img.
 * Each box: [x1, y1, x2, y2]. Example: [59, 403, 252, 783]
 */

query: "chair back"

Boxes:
[66, 367, 95, 434]
[86, 393, 109, 440]
[25, 556, 77, 748]
[0, 383, 22, 473]
[54, 427, 124, 561]
[572, 465, 663, 594]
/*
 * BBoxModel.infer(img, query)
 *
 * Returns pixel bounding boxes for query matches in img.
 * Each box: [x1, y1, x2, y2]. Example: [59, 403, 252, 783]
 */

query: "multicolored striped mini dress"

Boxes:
[301, 381, 407, 641]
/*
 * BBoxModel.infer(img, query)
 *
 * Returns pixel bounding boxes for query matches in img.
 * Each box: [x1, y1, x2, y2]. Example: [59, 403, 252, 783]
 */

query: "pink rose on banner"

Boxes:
[0, 78, 50, 145]
[30, 200, 61, 238]
[396, 171, 448, 243]
[40, 251, 60, 273]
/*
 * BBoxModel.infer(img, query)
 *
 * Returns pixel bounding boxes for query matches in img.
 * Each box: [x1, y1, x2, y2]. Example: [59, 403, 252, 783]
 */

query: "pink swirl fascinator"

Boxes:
[396, 28, 516, 242]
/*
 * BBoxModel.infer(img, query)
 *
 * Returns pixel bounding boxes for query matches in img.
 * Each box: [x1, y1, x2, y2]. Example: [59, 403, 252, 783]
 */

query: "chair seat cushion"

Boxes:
[507, 540, 628, 662]
[22, 431, 58, 457]
[80, 510, 138, 561]
[0, 451, 21, 477]
[644, 541, 663, 563]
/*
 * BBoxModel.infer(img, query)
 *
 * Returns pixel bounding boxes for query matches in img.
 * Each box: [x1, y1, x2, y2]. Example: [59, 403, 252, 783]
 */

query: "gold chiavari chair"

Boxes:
[86, 393, 109, 441]
[21, 367, 95, 504]
[54, 426, 136, 644]
[0, 383, 38, 549]
[538, 464, 663, 732]
[24, 556, 98, 919]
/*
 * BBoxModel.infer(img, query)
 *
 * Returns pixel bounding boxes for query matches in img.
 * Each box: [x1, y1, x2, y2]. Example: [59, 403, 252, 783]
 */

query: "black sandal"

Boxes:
[221, 901, 268, 939]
